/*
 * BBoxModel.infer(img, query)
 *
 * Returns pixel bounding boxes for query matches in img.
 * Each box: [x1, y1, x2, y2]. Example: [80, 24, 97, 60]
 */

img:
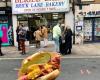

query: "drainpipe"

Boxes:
[72, 0, 75, 44]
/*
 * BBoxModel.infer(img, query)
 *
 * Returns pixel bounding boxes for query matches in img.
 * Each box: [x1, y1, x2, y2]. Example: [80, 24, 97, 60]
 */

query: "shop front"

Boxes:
[75, 4, 100, 43]
[11, 0, 71, 46]
[17, 13, 65, 44]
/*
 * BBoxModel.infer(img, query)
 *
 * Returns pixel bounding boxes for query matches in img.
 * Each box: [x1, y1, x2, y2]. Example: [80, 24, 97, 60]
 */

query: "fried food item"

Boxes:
[36, 69, 60, 80]
[18, 52, 51, 77]
[18, 51, 61, 80]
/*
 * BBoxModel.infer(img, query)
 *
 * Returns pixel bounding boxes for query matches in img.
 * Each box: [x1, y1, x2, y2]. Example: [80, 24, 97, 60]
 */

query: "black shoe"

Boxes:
[68, 52, 71, 54]
[23, 52, 26, 55]
[21, 52, 26, 55]
[62, 53, 66, 55]
[18, 49, 21, 51]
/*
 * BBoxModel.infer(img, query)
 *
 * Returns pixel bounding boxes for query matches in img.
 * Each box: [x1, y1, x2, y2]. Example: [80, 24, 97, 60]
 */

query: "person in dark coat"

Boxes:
[0, 38, 4, 56]
[16, 26, 21, 51]
[64, 28, 72, 55]
[18, 25, 26, 55]
[0, 30, 4, 56]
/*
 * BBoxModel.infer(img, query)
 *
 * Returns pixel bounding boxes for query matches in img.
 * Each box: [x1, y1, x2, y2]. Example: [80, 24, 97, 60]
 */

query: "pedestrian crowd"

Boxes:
[53, 18, 73, 55]
[34, 25, 48, 48]
[0, 19, 73, 56]
[16, 24, 48, 55]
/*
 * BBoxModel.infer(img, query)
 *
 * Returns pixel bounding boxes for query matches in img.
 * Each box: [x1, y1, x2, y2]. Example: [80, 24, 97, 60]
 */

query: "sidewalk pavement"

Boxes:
[0, 41, 100, 58]
[72, 43, 100, 56]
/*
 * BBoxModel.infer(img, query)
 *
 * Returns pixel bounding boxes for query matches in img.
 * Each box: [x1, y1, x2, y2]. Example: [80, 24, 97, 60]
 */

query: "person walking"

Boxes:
[0, 38, 4, 56]
[34, 27, 42, 48]
[0, 30, 4, 56]
[41, 25, 48, 47]
[18, 25, 26, 55]
[16, 26, 21, 51]
[64, 28, 73, 55]
[53, 19, 63, 53]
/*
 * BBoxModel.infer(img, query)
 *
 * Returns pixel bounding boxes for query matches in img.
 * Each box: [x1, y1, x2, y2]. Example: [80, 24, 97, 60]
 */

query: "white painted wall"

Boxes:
[65, 10, 74, 32]
[12, 15, 18, 46]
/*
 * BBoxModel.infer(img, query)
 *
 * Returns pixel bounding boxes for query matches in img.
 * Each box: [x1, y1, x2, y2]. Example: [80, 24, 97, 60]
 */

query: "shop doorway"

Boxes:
[17, 13, 65, 44]
[28, 17, 41, 44]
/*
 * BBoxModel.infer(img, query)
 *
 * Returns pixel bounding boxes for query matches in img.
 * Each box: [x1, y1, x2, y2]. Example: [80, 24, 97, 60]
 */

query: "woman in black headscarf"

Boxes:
[64, 28, 72, 55]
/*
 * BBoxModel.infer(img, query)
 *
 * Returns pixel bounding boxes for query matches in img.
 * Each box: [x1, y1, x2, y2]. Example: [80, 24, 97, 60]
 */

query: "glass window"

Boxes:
[0, 16, 8, 23]
[84, 19, 92, 41]
[94, 18, 100, 41]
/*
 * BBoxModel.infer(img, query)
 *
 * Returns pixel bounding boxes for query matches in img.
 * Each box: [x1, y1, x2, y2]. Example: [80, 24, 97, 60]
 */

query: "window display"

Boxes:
[84, 20, 92, 41]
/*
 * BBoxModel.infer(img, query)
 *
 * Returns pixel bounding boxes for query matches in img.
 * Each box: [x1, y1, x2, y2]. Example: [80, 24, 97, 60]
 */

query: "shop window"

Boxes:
[0, 16, 8, 23]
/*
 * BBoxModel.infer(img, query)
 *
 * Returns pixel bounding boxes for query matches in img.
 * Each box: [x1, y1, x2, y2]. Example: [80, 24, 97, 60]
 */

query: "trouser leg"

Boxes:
[22, 40, 25, 53]
[44, 38, 48, 47]
[68, 48, 71, 54]
[53, 38, 60, 52]
[0, 45, 3, 56]
[18, 41, 21, 50]
[20, 40, 26, 54]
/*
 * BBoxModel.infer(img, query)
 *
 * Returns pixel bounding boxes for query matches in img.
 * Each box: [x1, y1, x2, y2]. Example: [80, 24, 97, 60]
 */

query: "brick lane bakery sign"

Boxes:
[11, 0, 69, 14]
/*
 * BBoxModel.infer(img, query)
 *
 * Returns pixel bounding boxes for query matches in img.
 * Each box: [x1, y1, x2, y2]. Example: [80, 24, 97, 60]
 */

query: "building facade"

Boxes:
[12, 0, 74, 46]
[0, 0, 75, 46]
[75, 0, 100, 43]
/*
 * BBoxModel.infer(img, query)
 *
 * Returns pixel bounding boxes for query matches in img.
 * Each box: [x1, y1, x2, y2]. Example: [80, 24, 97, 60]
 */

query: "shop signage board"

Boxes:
[11, 0, 69, 14]
[76, 4, 100, 17]
[81, 0, 94, 1]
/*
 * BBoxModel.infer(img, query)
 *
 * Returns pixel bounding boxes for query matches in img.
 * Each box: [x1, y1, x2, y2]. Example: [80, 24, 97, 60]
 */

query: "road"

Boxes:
[0, 58, 100, 80]
[58, 58, 100, 80]
[0, 59, 22, 80]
